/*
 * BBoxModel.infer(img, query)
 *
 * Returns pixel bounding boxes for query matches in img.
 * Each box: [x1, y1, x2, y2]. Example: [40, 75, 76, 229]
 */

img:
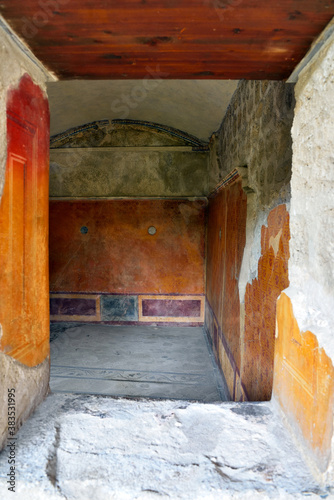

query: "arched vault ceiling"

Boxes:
[48, 80, 239, 141]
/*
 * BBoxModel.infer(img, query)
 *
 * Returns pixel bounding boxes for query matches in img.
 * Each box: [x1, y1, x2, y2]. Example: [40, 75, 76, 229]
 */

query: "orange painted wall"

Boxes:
[242, 205, 290, 401]
[273, 292, 334, 471]
[206, 179, 247, 397]
[0, 74, 50, 367]
[49, 199, 206, 295]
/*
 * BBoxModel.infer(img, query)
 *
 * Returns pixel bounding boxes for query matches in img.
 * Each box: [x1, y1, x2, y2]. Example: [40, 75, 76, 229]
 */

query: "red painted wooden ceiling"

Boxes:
[1, 0, 333, 79]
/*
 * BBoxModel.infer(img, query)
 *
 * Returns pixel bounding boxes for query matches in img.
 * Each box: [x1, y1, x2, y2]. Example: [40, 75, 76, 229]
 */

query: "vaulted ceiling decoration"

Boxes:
[50, 119, 210, 151]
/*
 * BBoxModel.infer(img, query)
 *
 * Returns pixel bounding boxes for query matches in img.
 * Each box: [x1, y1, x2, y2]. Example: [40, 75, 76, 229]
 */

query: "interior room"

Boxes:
[0, 1, 334, 496]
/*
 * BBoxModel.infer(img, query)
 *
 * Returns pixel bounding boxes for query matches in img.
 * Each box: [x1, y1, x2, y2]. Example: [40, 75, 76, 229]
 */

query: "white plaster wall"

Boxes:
[0, 20, 53, 451]
[286, 30, 334, 482]
[288, 31, 334, 360]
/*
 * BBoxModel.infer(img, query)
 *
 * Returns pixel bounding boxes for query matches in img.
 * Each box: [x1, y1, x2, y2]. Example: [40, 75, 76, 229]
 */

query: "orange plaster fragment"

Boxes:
[0, 74, 50, 367]
[273, 292, 334, 471]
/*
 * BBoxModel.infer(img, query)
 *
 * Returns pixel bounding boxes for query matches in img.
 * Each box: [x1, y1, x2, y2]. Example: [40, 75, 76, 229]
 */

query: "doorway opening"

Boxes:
[48, 119, 229, 402]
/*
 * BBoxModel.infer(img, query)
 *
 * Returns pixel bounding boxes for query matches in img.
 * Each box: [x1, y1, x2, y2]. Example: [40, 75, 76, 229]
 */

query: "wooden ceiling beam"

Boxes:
[1, 0, 333, 79]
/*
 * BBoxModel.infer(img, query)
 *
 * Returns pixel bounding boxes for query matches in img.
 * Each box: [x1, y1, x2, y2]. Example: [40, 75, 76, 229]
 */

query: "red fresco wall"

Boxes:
[49, 199, 206, 325]
[243, 204, 290, 401]
[0, 74, 50, 367]
[205, 177, 290, 401]
[205, 178, 247, 398]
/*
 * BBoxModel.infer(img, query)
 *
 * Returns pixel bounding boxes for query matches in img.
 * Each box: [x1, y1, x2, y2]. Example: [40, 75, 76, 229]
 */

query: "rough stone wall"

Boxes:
[213, 80, 294, 207]
[206, 80, 295, 401]
[213, 80, 295, 304]
[272, 31, 334, 480]
[0, 23, 52, 451]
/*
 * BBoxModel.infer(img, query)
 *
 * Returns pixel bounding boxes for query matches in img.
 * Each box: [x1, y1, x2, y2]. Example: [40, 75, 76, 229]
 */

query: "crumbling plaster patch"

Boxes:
[49, 121, 209, 198]
[50, 149, 209, 198]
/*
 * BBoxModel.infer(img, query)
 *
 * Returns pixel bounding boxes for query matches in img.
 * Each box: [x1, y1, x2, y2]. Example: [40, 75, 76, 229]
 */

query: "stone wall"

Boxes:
[272, 31, 334, 479]
[0, 23, 53, 450]
[211, 80, 294, 206]
[206, 80, 295, 401]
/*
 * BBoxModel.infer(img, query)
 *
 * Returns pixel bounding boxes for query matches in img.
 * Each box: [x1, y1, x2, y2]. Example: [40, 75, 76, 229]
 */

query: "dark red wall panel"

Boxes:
[242, 204, 290, 401]
[205, 179, 247, 395]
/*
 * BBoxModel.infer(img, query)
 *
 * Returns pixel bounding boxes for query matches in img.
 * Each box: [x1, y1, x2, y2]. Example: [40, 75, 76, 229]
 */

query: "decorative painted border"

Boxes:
[138, 295, 205, 323]
[50, 119, 209, 152]
[208, 168, 240, 197]
[282, 358, 313, 399]
[50, 293, 101, 322]
[50, 292, 205, 325]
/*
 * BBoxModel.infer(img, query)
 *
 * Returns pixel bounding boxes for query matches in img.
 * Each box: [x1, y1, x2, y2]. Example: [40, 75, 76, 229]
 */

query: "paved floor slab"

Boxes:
[50, 324, 227, 402]
[0, 393, 330, 499]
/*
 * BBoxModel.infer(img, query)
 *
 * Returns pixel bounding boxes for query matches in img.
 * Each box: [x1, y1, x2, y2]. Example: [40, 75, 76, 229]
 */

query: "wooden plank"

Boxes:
[0, 0, 333, 78]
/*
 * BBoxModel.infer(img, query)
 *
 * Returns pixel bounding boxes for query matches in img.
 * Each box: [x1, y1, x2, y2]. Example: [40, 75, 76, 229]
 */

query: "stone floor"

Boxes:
[0, 393, 331, 500]
[50, 324, 228, 402]
[1, 325, 332, 499]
